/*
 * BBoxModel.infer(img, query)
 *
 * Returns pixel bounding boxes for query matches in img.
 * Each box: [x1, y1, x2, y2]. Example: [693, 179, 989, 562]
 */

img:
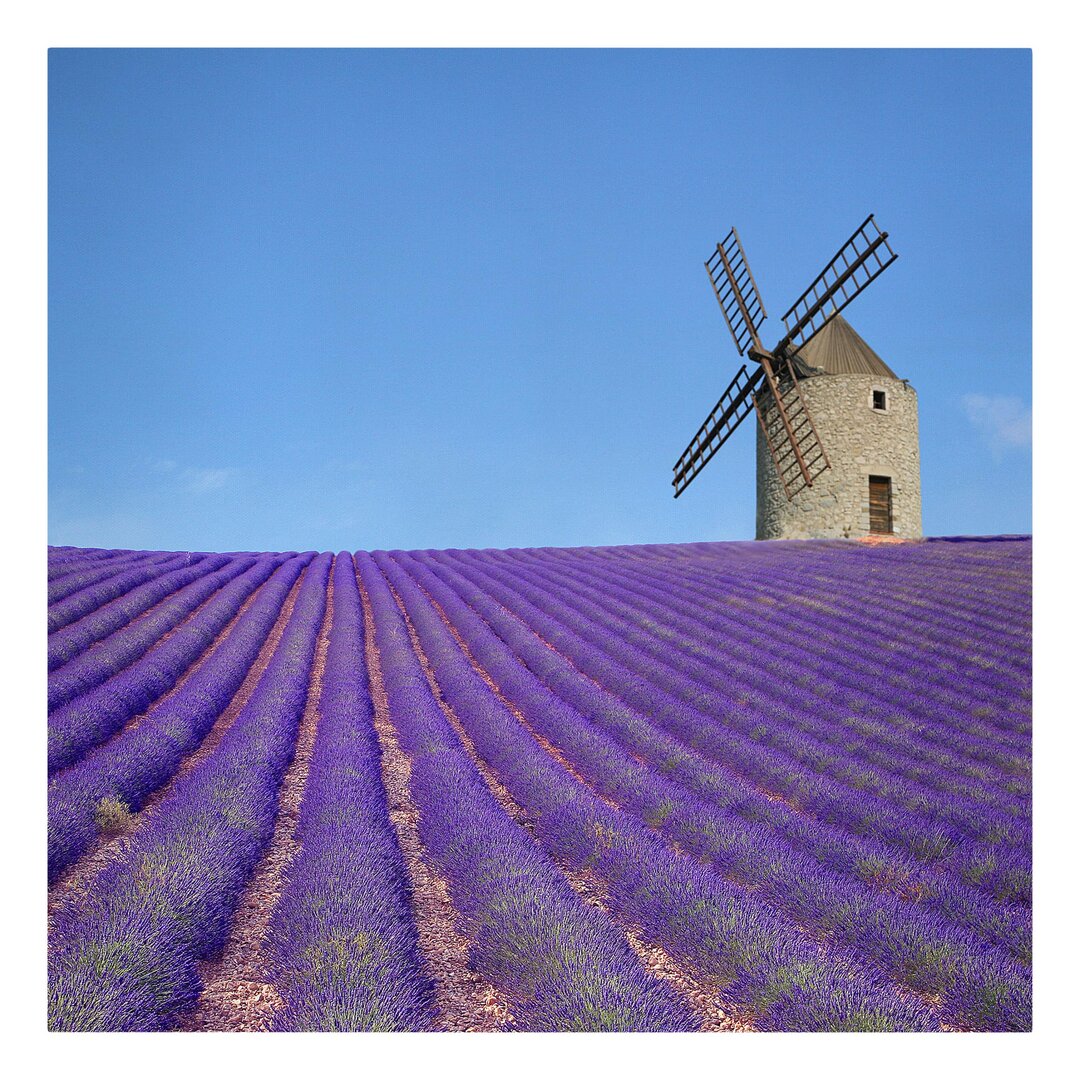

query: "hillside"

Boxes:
[47, 537, 1032, 1031]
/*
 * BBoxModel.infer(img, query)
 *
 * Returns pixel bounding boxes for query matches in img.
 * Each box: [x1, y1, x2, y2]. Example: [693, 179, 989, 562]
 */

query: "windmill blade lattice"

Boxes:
[775, 214, 897, 358]
[672, 213, 897, 503]
[754, 357, 830, 499]
[705, 228, 768, 356]
[672, 364, 765, 498]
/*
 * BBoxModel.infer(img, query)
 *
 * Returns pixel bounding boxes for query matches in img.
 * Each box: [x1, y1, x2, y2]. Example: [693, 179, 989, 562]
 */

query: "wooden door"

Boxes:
[868, 475, 893, 534]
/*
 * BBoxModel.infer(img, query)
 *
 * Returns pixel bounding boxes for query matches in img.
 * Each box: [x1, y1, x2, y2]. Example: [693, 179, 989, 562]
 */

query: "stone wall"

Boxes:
[755, 373, 922, 540]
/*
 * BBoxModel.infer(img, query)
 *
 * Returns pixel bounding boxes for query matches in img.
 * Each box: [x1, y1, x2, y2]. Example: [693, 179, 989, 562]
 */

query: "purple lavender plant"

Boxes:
[48, 554, 248, 712]
[48, 554, 312, 882]
[374, 550, 941, 1032]
[265, 554, 435, 1030]
[356, 551, 696, 1032]
[48, 554, 332, 1031]
[48, 555, 286, 774]
[45, 538, 1031, 1033]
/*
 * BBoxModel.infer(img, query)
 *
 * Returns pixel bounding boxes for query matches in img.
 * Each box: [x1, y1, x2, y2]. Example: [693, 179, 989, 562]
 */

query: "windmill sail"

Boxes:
[754, 357, 830, 499]
[672, 364, 764, 497]
[673, 214, 896, 501]
[774, 214, 897, 358]
[705, 228, 768, 356]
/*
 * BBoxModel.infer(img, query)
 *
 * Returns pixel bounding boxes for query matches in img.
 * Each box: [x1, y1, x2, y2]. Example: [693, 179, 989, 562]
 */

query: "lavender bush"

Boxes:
[266, 554, 436, 1030]
[396, 549, 1030, 1028]
[48, 554, 312, 881]
[357, 552, 696, 1032]
[48, 554, 331, 1031]
[48, 555, 287, 774]
[48, 555, 247, 712]
[49, 553, 223, 658]
[47, 537, 1032, 1032]
[47, 551, 177, 607]
[374, 550, 940, 1032]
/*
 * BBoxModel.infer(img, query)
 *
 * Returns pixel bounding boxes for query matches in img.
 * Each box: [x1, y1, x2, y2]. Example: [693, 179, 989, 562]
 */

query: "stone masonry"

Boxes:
[756, 373, 922, 540]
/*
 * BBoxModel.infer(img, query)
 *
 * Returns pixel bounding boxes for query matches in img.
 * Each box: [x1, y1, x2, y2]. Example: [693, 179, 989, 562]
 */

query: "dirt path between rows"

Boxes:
[356, 558, 509, 1033]
[412, 570, 958, 1033]
[386, 570, 743, 1032]
[51, 565, 274, 786]
[48, 566, 309, 929]
[50, 556, 241, 696]
[177, 560, 335, 1032]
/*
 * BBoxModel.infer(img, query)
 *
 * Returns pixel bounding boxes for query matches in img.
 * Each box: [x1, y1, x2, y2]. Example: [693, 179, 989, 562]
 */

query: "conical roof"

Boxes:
[795, 313, 898, 378]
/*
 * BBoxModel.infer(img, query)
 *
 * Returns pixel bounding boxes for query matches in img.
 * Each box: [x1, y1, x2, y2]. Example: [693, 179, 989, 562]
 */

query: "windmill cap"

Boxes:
[797, 313, 899, 378]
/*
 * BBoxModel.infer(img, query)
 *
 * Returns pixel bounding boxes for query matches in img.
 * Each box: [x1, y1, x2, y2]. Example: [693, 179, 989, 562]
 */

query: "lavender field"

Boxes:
[46, 537, 1032, 1032]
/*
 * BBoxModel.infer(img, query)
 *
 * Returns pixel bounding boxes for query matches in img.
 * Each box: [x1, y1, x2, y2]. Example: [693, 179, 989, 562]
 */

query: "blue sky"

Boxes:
[48, 48, 1031, 553]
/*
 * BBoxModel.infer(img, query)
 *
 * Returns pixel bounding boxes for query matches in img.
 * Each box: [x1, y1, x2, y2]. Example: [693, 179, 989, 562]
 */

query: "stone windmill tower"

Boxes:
[672, 215, 922, 541]
[755, 314, 922, 540]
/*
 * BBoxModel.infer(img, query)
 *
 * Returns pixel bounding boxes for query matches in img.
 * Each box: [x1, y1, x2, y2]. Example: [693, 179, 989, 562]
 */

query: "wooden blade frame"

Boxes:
[753, 354, 830, 499]
[705, 228, 768, 356]
[672, 214, 896, 500]
[774, 213, 897, 358]
[672, 364, 765, 498]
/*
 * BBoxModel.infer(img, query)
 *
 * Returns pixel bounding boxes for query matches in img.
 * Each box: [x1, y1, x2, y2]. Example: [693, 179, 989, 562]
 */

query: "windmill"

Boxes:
[672, 214, 898, 502]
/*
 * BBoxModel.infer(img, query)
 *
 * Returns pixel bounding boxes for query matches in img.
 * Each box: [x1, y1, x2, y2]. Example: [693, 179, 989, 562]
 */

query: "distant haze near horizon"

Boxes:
[48, 49, 1032, 553]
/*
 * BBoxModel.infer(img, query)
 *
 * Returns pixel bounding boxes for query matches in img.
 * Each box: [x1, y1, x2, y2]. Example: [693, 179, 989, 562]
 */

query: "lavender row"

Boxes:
[396, 551, 1031, 1028]
[479, 549, 1030, 858]
[47, 550, 178, 602]
[514, 543, 1028, 694]
[504, 545, 1030, 807]
[612, 539, 1031, 660]
[554, 548, 1032, 808]
[602, 542, 1033, 735]
[585, 542, 1032, 745]
[48, 551, 159, 602]
[47, 555, 287, 775]
[48, 555, 247, 711]
[758, 539, 1033, 626]
[649, 536, 1032, 618]
[48, 546, 114, 567]
[507, 545, 1035, 897]
[450, 547, 1033, 897]
[611, 542, 1032, 726]
[406, 550, 1031, 964]
[49, 554, 224, 664]
[49, 548, 181, 600]
[48, 554, 332, 1031]
[356, 552, 694, 1032]
[47, 554, 312, 883]
[375, 550, 941, 1032]
[266, 555, 435, 1031]
[520, 547, 1031, 802]
[435, 549, 1032, 907]
[548, 541, 1028, 751]
[669, 557, 1032, 751]
[47, 547, 138, 583]
[450, 552, 1031, 952]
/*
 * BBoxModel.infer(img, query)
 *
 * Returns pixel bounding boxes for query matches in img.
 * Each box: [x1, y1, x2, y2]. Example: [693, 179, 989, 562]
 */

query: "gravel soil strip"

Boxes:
[405, 583, 747, 1033]
[457, 577, 819, 827]
[52, 558, 231, 683]
[355, 562, 510, 1033]
[563, 864, 751, 1032]
[177, 560, 336, 1032]
[48, 568, 309, 929]
[52, 576, 268, 783]
[419, 582, 953, 1031]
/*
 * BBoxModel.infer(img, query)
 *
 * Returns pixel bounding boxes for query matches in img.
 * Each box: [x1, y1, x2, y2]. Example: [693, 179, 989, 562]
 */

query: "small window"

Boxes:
[872, 389, 887, 411]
